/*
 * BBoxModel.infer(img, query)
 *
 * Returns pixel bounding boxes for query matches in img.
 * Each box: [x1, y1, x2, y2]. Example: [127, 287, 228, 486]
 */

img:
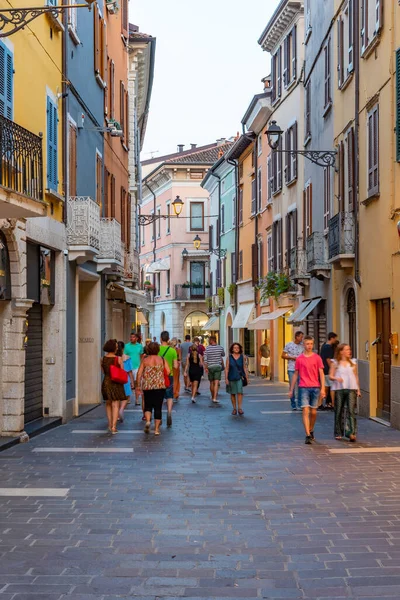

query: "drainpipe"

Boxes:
[212, 172, 222, 290]
[354, 0, 361, 286]
[227, 158, 239, 308]
[143, 182, 157, 263]
[62, 2, 68, 224]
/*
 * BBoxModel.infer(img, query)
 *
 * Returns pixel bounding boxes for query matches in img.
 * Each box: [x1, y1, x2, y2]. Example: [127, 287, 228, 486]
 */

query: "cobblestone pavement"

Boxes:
[1, 379, 400, 599]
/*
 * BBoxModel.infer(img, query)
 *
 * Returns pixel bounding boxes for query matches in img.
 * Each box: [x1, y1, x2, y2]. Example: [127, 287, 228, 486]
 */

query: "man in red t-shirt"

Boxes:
[288, 335, 325, 445]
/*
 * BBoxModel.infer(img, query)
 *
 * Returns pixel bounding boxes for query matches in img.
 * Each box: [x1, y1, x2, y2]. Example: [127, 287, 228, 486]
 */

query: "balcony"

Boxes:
[306, 232, 331, 279]
[0, 115, 46, 218]
[67, 196, 100, 263]
[124, 248, 140, 282]
[97, 218, 123, 272]
[174, 284, 211, 302]
[328, 212, 355, 268]
[289, 246, 310, 284]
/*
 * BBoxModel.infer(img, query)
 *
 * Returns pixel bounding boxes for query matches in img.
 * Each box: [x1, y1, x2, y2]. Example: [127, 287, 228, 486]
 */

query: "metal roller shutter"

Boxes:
[24, 304, 43, 423]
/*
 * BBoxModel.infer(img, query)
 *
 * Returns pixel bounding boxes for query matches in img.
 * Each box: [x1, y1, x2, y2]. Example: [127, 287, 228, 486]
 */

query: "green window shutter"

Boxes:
[396, 49, 400, 162]
[0, 42, 13, 119]
[47, 96, 58, 190]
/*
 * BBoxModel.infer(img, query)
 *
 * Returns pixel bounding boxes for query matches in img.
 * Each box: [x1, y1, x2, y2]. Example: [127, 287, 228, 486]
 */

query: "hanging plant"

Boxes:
[227, 282, 236, 298]
[217, 287, 225, 304]
[257, 272, 292, 301]
[181, 281, 190, 288]
[206, 297, 213, 312]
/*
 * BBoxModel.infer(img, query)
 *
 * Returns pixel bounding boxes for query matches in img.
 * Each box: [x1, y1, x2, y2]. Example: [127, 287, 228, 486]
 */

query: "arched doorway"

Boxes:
[346, 288, 357, 357]
[226, 312, 233, 348]
[184, 311, 208, 341]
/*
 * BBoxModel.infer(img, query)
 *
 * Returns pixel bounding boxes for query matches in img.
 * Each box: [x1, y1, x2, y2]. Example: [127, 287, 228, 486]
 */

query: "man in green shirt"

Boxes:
[125, 332, 144, 404]
[158, 330, 178, 428]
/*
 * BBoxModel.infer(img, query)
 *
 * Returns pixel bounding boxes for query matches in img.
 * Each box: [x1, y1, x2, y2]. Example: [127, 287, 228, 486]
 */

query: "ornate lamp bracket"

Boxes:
[0, 4, 91, 38]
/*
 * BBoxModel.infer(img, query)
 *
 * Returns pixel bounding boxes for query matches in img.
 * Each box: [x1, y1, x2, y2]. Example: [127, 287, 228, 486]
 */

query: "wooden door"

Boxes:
[376, 298, 391, 421]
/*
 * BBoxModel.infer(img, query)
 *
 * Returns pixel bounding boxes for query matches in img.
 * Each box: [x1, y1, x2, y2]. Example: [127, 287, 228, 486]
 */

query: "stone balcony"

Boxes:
[67, 196, 100, 263]
[97, 218, 123, 273]
[328, 211, 355, 268]
[306, 232, 331, 280]
[289, 246, 310, 285]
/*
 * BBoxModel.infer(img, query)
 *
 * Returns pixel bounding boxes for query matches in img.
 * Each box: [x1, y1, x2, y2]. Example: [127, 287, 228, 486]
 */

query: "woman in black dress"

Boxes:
[184, 344, 204, 403]
[100, 339, 127, 434]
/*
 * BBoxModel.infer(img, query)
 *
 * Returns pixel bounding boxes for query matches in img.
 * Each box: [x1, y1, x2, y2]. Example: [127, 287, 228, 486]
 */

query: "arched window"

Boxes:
[0, 232, 11, 300]
[346, 288, 357, 357]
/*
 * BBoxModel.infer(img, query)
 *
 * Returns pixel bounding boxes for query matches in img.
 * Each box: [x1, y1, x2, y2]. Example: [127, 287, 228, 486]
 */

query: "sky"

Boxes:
[130, 0, 279, 160]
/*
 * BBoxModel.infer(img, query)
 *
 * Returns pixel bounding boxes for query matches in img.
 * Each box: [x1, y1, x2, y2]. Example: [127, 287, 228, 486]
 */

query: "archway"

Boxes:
[184, 311, 208, 341]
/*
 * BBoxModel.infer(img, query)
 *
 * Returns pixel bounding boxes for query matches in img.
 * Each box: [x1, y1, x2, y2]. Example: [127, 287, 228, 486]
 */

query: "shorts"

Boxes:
[165, 375, 174, 399]
[132, 368, 139, 387]
[324, 375, 332, 388]
[208, 364, 222, 381]
[181, 362, 187, 375]
[260, 357, 270, 367]
[299, 387, 320, 409]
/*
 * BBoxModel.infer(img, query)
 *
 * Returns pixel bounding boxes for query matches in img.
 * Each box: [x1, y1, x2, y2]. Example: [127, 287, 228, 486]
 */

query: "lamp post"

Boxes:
[265, 120, 337, 168]
[192, 235, 227, 258]
[138, 195, 184, 226]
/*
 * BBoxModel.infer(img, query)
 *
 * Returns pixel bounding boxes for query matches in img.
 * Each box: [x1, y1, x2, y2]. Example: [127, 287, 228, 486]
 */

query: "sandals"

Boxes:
[231, 409, 237, 416]
[154, 431, 160, 436]
[144, 421, 151, 434]
[335, 435, 342, 440]
[111, 427, 118, 435]
[238, 409, 244, 416]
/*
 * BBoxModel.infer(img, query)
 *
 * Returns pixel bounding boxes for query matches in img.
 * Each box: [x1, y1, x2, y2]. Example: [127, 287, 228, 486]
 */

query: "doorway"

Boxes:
[24, 304, 43, 423]
[376, 298, 391, 422]
[346, 288, 357, 356]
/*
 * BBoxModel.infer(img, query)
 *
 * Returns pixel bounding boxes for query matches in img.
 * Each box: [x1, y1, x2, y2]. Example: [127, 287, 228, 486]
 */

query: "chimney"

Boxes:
[216, 137, 226, 146]
[177, 144, 184, 153]
[190, 143, 197, 150]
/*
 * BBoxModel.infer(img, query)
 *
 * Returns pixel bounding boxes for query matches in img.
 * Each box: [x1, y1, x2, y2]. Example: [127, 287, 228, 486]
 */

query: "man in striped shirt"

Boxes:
[204, 336, 225, 403]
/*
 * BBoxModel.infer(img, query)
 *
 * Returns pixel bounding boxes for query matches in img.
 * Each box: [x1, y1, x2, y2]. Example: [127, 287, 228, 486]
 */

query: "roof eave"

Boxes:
[258, 0, 304, 52]
[225, 133, 256, 161]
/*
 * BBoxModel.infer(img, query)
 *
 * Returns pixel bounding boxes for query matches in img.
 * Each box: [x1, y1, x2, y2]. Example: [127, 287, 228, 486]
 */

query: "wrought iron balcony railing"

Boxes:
[306, 231, 330, 273]
[328, 212, 355, 260]
[98, 218, 123, 264]
[174, 284, 211, 301]
[0, 114, 43, 201]
[67, 196, 100, 251]
[289, 246, 309, 280]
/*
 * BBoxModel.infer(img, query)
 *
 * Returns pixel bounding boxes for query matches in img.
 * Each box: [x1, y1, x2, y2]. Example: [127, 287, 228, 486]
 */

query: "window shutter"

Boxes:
[361, 0, 368, 52]
[337, 18, 343, 87]
[125, 90, 129, 149]
[209, 224, 213, 251]
[258, 241, 263, 279]
[251, 177, 256, 214]
[110, 60, 115, 119]
[277, 140, 283, 190]
[47, 96, 58, 191]
[283, 35, 288, 87]
[293, 122, 298, 179]
[284, 130, 290, 183]
[293, 208, 298, 249]
[104, 168, 110, 216]
[348, 128, 354, 211]
[120, 81, 125, 134]
[267, 234, 273, 273]
[96, 154, 102, 207]
[325, 42, 331, 106]
[308, 183, 313, 236]
[305, 82, 311, 138]
[121, 0, 128, 37]
[93, 3, 100, 75]
[221, 204, 225, 234]
[396, 49, 400, 162]
[277, 46, 282, 98]
[231, 251, 236, 283]
[238, 250, 243, 280]
[323, 168, 330, 230]
[373, 106, 379, 192]
[271, 54, 276, 102]
[303, 189, 307, 248]
[0, 44, 13, 119]
[339, 141, 345, 212]
[285, 213, 290, 269]
[223, 256, 226, 287]
[257, 168, 262, 211]
[375, 0, 382, 33]
[127, 193, 131, 250]
[216, 260, 221, 289]
[69, 124, 77, 197]
[102, 20, 107, 81]
[292, 25, 297, 81]
[239, 188, 243, 224]
[251, 243, 258, 285]
[111, 174, 116, 218]
[278, 219, 283, 271]
[267, 155, 272, 201]
[216, 217, 220, 247]
[348, 0, 353, 70]
[121, 188, 126, 244]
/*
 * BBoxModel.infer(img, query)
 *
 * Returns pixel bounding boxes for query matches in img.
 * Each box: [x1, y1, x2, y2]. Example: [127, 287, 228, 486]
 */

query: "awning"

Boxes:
[202, 315, 220, 331]
[287, 297, 322, 324]
[232, 303, 255, 329]
[247, 307, 292, 330]
[136, 310, 148, 325]
[107, 283, 149, 309]
[146, 257, 170, 273]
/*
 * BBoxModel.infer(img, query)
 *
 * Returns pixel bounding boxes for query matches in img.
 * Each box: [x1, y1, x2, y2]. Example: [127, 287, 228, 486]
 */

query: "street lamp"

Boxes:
[192, 235, 227, 257]
[193, 235, 202, 250]
[181, 248, 189, 257]
[172, 195, 184, 216]
[265, 120, 337, 168]
[139, 195, 185, 226]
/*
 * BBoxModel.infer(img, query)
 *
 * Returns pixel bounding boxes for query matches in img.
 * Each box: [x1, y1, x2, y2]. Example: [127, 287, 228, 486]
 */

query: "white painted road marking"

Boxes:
[0, 488, 69, 497]
[329, 447, 400, 454]
[33, 448, 134, 453]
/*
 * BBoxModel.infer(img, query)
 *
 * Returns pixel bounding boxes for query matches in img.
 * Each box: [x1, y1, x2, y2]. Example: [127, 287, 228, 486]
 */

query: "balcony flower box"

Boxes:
[182, 282, 190, 289]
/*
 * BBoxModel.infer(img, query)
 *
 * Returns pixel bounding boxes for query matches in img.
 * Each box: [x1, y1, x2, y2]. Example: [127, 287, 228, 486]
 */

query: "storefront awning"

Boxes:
[146, 257, 170, 273]
[287, 297, 322, 324]
[247, 307, 292, 330]
[136, 310, 148, 325]
[107, 283, 149, 309]
[202, 315, 220, 331]
[232, 303, 255, 329]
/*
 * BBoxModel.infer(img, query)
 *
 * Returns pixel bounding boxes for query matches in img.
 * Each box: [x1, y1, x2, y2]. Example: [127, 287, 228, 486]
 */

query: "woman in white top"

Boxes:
[329, 343, 361, 442]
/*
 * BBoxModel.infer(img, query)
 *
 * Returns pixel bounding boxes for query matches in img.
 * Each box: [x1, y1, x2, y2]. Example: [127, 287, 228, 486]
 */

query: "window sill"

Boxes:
[165, 293, 171, 298]
[305, 26, 312, 45]
[323, 101, 332, 118]
[68, 24, 80, 45]
[166, 231, 171, 236]
[46, 11, 64, 32]
[272, 188, 282, 198]
[339, 71, 354, 93]
[304, 134, 312, 148]
[95, 72, 106, 89]
[362, 190, 380, 206]
[285, 176, 297, 188]
[361, 33, 381, 60]
[45, 188, 64, 202]
[285, 78, 297, 93]
[271, 96, 281, 108]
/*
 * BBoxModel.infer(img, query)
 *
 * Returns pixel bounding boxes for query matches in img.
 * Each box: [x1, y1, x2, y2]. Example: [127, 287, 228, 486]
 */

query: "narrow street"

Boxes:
[0, 380, 400, 599]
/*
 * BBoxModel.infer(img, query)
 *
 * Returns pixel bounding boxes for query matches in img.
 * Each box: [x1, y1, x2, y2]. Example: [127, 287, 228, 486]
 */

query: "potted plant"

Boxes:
[227, 282, 236, 299]
[182, 281, 190, 289]
[206, 297, 213, 313]
[257, 272, 292, 302]
[217, 287, 225, 305]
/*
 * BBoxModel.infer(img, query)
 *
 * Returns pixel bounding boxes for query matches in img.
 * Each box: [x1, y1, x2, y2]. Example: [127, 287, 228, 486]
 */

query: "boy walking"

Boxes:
[288, 336, 325, 444]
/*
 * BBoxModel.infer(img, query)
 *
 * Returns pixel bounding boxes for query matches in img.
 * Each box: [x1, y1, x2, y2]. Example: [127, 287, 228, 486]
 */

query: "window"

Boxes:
[238, 250, 243, 280]
[271, 46, 282, 103]
[121, 187, 126, 244]
[96, 153, 102, 207]
[272, 140, 282, 195]
[157, 207, 161, 238]
[337, 1, 353, 89]
[257, 238, 264, 280]
[257, 133, 262, 156]
[141, 223, 145, 246]
[166, 203, 171, 234]
[109, 60, 115, 119]
[346, 128, 354, 211]
[285, 209, 298, 268]
[221, 204, 225, 234]
[283, 26, 297, 87]
[251, 243, 258, 285]
[251, 177, 256, 215]
[305, 0, 311, 37]
[120, 81, 125, 134]
[69, 124, 77, 196]
[267, 155, 272, 202]
[324, 40, 331, 109]
[285, 122, 298, 184]
[121, 0, 128, 37]
[323, 168, 331, 230]
[209, 224, 213, 251]
[267, 233, 273, 273]
[361, 0, 383, 55]
[166, 270, 170, 295]
[110, 174, 115, 217]
[68, 0, 78, 40]
[231, 251, 236, 283]
[305, 81, 311, 142]
[257, 167, 262, 212]
[94, 4, 106, 84]
[367, 104, 379, 198]
[303, 182, 312, 243]
[0, 42, 13, 120]
[46, 96, 58, 191]
[150, 209, 154, 240]
[238, 188, 243, 225]
[190, 202, 204, 231]
[126, 193, 131, 250]
[155, 272, 160, 296]
[272, 219, 283, 271]
[104, 168, 110, 216]
[232, 195, 236, 227]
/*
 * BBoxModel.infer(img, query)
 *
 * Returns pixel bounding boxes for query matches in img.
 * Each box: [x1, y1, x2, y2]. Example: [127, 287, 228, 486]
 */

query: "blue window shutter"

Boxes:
[0, 42, 13, 119]
[47, 96, 58, 190]
[396, 48, 400, 162]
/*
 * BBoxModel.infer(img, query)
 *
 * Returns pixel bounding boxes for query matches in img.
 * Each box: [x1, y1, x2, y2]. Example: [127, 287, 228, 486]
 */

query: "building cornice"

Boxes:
[258, 0, 304, 52]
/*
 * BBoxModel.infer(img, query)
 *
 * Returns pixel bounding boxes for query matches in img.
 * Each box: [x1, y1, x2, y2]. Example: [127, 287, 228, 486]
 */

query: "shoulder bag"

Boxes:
[109, 357, 128, 385]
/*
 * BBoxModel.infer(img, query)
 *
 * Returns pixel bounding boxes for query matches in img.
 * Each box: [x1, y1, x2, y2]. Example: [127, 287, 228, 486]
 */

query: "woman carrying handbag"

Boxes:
[225, 343, 249, 416]
[100, 339, 128, 434]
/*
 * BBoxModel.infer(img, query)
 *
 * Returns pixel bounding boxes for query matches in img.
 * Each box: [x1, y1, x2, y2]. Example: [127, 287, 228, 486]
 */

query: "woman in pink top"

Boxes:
[288, 336, 325, 445]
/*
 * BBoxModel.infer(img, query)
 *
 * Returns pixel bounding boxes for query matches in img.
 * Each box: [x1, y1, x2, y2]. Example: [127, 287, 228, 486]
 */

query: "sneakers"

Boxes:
[191, 397, 196, 403]
[305, 435, 312, 444]
[144, 421, 151, 434]
[292, 407, 297, 411]
[310, 431, 315, 441]
[167, 413, 172, 428]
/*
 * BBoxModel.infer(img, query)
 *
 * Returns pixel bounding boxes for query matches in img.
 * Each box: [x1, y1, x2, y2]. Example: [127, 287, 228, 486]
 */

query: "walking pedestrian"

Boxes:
[158, 331, 178, 427]
[288, 335, 325, 444]
[204, 336, 225, 403]
[170, 338, 181, 401]
[329, 343, 360, 442]
[319, 332, 338, 411]
[116, 341, 135, 422]
[124, 332, 144, 406]
[226, 342, 248, 416]
[180, 335, 192, 391]
[259, 337, 271, 379]
[136, 342, 167, 436]
[100, 339, 127, 434]
[282, 331, 304, 410]
[185, 344, 204, 403]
